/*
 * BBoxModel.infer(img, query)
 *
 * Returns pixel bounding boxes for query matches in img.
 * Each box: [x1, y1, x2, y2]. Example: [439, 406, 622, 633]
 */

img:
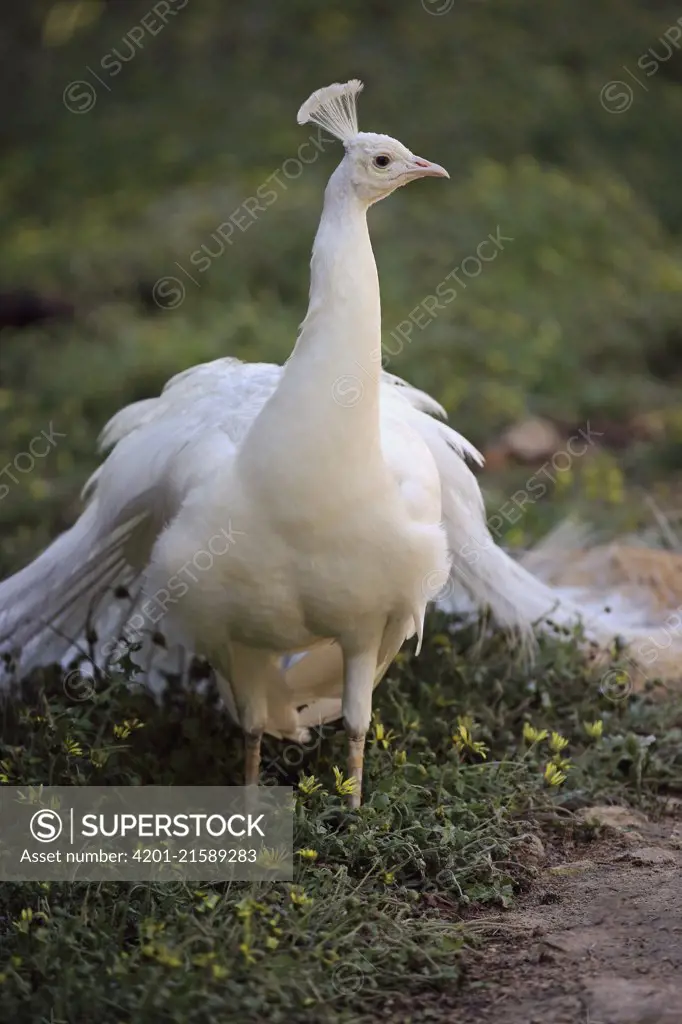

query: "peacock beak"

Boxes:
[408, 157, 450, 179]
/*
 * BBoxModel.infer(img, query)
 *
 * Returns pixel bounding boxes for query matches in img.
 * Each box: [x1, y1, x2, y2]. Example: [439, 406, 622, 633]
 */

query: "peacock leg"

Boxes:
[346, 736, 365, 809]
[219, 642, 270, 789]
[244, 731, 262, 787]
[342, 647, 378, 809]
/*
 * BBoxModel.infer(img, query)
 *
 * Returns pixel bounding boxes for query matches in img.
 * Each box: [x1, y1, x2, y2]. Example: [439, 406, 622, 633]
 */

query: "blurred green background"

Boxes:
[2, 0, 682, 573]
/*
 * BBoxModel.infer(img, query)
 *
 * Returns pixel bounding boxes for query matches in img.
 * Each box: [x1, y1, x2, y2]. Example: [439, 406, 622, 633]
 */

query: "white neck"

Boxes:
[245, 159, 383, 471]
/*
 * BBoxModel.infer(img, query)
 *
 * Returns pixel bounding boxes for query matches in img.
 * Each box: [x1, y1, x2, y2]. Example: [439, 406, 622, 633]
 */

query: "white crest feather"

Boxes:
[296, 79, 364, 144]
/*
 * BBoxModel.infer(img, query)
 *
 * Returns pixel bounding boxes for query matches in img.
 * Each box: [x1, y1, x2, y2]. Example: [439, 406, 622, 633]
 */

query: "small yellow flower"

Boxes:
[452, 722, 488, 759]
[544, 762, 567, 786]
[332, 766, 358, 796]
[583, 720, 604, 740]
[264, 936, 279, 950]
[239, 942, 256, 965]
[372, 717, 397, 750]
[13, 907, 47, 933]
[113, 718, 144, 740]
[235, 898, 265, 920]
[297, 774, 323, 796]
[144, 943, 182, 968]
[549, 731, 569, 754]
[89, 749, 109, 769]
[192, 952, 216, 968]
[63, 737, 83, 757]
[257, 846, 290, 871]
[394, 749, 407, 767]
[141, 919, 165, 940]
[289, 886, 313, 907]
[603, 671, 630, 698]
[297, 849, 318, 861]
[194, 891, 221, 912]
[211, 963, 229, 979]
[523, 723, 549, 744]
[382, 871, 395, 884]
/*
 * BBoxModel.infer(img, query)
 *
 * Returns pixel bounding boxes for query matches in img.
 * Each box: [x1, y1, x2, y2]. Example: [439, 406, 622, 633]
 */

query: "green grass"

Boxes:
[0, 617, 680, 1023]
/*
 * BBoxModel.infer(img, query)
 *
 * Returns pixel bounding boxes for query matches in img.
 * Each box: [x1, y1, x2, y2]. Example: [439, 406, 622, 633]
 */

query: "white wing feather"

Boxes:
[0, 355, 671, 737]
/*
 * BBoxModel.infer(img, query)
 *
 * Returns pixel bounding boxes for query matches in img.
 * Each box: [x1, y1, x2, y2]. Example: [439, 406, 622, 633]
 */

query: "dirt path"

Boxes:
[451, 804, 682, 1024]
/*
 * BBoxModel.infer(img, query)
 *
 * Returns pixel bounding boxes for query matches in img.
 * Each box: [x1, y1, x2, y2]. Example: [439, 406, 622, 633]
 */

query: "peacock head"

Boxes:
[297, 80, 449, 206]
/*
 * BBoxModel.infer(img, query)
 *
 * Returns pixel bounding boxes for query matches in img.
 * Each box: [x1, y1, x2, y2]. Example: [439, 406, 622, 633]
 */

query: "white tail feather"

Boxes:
[0, 503, 144, 680]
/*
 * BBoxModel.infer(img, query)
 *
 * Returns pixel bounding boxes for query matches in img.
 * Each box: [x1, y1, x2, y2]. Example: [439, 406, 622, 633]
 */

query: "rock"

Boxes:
[547, 859, 597, 876]
[516, 833, 546, 866]
[577, 805, 648, 832]
[500, 417, 563, 463]
[616, 846, 677, 866]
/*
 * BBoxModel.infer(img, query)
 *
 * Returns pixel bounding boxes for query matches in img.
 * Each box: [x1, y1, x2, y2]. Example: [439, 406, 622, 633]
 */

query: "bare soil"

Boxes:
[455, 804, 682, 1024]
[389, 803, 682, 1024]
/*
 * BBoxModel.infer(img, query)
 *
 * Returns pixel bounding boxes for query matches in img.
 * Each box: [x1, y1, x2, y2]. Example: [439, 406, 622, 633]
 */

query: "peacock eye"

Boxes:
[373, 155, 391, 169]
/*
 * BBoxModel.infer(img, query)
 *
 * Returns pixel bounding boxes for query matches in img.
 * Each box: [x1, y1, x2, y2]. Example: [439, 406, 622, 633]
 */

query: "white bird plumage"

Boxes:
[0, 80, 678, 803]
